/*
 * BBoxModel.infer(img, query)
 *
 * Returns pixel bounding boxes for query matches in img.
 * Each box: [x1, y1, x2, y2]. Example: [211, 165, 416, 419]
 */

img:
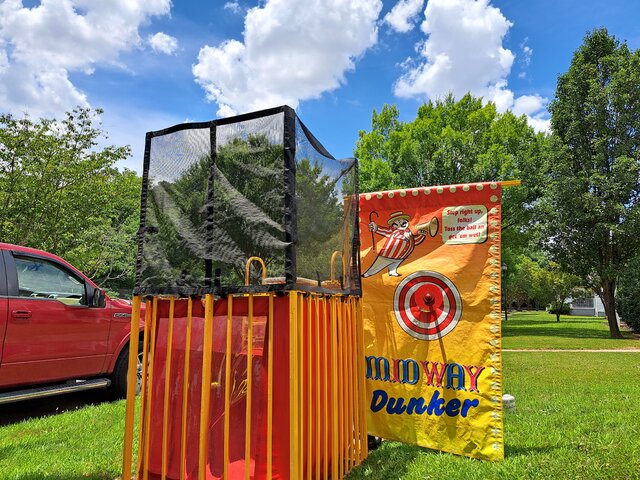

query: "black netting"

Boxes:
[214, 113, 286, 284]
[135, 106, 360, 296]
[295, 118, 359, 291]
[139, 125, 212, 292]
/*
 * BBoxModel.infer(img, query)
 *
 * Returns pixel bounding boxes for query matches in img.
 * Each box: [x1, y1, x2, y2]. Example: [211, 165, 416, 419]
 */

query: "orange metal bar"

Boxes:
[298, 293, 304, 480]
[348, 298, 356, 470]
[337, 298, 345, 479]
[245, 256, 267, 285]
[180, 297, 194, 480]
[350, 299, 361, 463]
[306, 295, 312, 480]
[322, 297, 329, 480]
[501, 179, 521, 187]
[122, 296, 142, 480]
[266, 293, 274, 480]
[136, 298, 152, 476]
[143, 297, 159, 480]
[223, 295, 234, 480]
[198, 294, 215, 480]
[357, 298, 368, 462]
[289, 292, 299, 480]
[330, 297, 339, 480]
[244, 294, 254, 480]
[344, 299, 351, 472]
[342, 298, 352, 475]
[314, 295, 321, 480]
[161, 297, 176, 480]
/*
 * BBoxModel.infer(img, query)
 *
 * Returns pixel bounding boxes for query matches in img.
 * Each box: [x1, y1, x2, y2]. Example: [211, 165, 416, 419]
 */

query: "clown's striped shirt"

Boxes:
[376, 227, 426, 259]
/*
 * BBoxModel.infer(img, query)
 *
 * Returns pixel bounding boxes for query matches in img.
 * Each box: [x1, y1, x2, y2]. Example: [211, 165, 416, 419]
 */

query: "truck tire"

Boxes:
[110, 340, 143, 400]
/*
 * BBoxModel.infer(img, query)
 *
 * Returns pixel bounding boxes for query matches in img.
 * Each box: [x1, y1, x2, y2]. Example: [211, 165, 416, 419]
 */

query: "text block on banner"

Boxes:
[359, 182, 504, 461]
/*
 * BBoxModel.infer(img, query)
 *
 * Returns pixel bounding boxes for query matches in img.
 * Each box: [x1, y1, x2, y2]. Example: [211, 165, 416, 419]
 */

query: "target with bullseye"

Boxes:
[393, 271, 462, 340]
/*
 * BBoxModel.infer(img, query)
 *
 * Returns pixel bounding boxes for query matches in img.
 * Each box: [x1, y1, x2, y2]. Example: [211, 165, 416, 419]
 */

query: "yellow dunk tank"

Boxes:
[121, 106, 368, 479]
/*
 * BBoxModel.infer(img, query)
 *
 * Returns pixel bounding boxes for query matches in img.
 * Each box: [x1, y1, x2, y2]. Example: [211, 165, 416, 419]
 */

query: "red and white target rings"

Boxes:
[393, 271, 462, 340]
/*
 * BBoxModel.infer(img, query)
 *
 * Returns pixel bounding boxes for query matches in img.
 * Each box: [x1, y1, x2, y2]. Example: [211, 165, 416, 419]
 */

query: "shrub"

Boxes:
[617, 256, 640, 332]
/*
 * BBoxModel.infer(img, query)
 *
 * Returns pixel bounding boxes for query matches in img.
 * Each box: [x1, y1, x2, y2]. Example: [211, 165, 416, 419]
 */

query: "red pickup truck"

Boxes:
[0, 243, 142, 404]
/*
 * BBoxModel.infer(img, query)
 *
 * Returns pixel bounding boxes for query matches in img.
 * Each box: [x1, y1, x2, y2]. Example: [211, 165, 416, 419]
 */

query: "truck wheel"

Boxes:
[110, 340, 144, 400]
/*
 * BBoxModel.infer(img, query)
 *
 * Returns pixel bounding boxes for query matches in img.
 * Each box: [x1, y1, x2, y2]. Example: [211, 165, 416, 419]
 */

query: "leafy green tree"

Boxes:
[545, 28, 640, 337]
[354, 95, 549, 244]
[530, 262, 582, 322]
[0, 108, 140, 292]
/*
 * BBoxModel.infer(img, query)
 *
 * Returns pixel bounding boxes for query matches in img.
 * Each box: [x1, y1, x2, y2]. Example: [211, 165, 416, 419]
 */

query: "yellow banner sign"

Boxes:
[359, 182, 504, 461]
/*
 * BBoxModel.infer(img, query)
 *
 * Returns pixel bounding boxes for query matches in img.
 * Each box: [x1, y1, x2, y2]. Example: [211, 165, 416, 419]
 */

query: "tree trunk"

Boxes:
[601, 280, 623, 339]
[556, 312, 560, 322]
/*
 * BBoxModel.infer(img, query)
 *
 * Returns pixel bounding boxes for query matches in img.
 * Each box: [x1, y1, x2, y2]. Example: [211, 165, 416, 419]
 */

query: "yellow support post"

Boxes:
[337, 298, 344, 480]
[136, 298, 152, 476]
[161, 297, 176, 480]
[143, 297, 159, 480]
[306, 295, 312, 480]
[180, 297, 194, 480]
[266, 293, 274, 480]
[199, 294, 215, 480]
[289, 292, 299, 480]
[357, 298, 368, 462]
[330, 297, 339, 480]
[322, 297, 329, 480]
[297, 293, 304, 480]
[345, 299, 354, 471]
[122, 295, 142, 480]
[350, 299, 361, 463]
[244, 294, 254, 480]
[314, 295, 321, 480]
[223, 295, 233, 480]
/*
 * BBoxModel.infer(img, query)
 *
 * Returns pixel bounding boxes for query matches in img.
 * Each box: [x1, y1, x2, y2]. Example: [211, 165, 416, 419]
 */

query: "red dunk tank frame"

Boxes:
[121, 288, 367, 479]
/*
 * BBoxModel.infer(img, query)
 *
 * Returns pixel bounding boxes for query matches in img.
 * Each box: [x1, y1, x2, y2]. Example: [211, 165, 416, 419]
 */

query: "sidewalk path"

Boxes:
[503, 348, 640, 352]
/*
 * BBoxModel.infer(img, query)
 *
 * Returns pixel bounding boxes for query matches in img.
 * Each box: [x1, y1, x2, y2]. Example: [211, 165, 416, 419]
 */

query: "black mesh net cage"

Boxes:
[135, 105, 361, 296]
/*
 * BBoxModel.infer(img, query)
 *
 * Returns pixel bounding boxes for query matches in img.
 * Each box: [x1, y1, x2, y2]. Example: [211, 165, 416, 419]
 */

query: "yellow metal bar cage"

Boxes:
[122, 289, 368, 480]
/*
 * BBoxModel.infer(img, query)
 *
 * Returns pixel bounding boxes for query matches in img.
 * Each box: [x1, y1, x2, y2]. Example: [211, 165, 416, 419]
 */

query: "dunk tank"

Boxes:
[121, 106, 368, 480]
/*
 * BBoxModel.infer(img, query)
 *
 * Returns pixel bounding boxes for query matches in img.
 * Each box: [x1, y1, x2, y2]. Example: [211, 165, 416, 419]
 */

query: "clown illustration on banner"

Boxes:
[359, 182, 504, 461]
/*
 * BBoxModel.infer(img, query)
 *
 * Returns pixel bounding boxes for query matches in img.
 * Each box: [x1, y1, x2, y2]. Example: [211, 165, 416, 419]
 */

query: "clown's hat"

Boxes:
[387, 211, 410, 226]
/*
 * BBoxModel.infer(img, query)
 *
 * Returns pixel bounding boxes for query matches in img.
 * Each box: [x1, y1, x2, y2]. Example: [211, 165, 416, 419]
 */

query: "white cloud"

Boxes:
[384, 0, 424, 33]
[512, 94, 545, 117]
[148, 32, 178, 55]
[193, 0, 382, 117]
[395, 0, 513, 102]
[223, 1, 242, 14]
[512, 94, 550, 132]
[522, 45, 533, 66]
[394, 0, 548, 132]
[0, 0, 172, 118]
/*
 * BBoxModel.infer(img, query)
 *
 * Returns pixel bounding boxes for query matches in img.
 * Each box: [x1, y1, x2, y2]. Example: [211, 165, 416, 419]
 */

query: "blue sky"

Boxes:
[1, 0, 639, 172]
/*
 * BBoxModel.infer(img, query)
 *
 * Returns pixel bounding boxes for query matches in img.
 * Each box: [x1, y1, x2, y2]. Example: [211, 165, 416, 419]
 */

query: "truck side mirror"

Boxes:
[92, 288, 106, 308]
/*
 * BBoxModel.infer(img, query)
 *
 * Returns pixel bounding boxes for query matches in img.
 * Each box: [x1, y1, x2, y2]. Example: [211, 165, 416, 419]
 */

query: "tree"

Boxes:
[0, 108, 140, 292]
[354, 95, 549, 245]
[545, 28, 640, 338]
[530, 262, 582, 322]
[616, 255, 640, 332]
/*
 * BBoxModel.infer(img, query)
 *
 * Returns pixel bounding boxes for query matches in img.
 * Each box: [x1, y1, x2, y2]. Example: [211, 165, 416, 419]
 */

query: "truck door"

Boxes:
[0, 251, 111, 388]
[0, 251, 8, 364]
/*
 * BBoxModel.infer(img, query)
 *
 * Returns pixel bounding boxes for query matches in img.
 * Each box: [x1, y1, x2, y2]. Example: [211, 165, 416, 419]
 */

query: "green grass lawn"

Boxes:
[348, 351, 640, 480]
[0, 397, 133, 480]
[0, 312, 638, 479]
[501, 311, 639, 350]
